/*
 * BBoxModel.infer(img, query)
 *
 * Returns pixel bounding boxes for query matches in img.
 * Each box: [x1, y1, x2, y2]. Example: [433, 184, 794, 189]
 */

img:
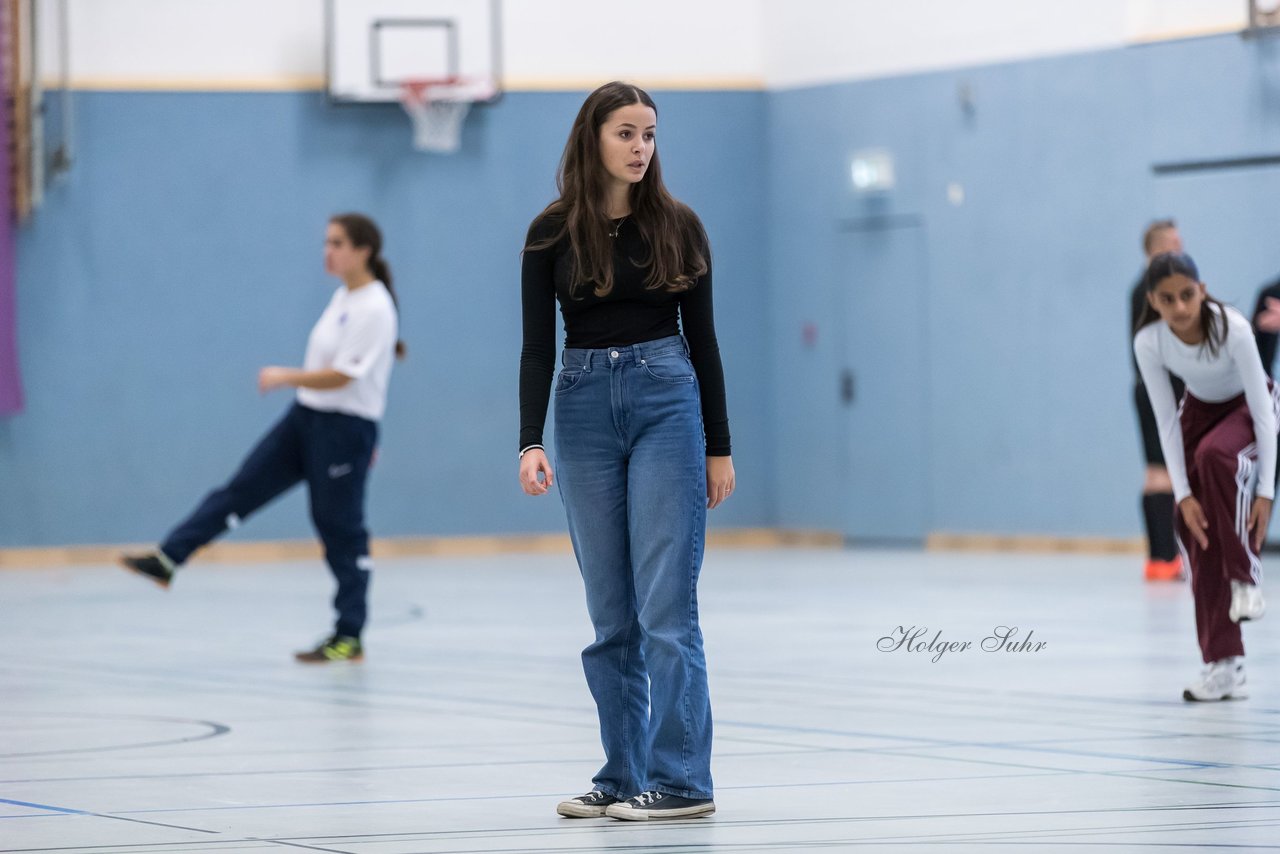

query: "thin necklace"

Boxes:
[609, 216, 627, 238]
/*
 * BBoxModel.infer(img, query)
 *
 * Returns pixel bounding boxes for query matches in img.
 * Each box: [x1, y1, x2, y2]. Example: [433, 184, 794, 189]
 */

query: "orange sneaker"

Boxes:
[1145, 556, 1185, 582]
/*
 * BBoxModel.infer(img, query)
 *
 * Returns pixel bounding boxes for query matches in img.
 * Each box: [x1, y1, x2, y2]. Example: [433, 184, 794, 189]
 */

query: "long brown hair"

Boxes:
[526, 81, 707, 297]
[330, 213, 406, 360]
[1135, 251, 1228, 357]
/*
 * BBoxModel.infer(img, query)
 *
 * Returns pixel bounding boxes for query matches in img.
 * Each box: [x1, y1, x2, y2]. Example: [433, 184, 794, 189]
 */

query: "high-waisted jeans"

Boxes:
[553, 334, 713, 800]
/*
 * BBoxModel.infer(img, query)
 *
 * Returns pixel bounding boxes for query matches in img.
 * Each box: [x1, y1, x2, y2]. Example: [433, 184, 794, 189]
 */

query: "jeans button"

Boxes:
[610, 350, 619, 359]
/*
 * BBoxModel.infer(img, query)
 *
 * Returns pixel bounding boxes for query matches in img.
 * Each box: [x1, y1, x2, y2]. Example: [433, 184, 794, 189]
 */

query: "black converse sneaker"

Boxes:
[605, 790, 715, 821]
[119, 552, 176, 589]
[556, 790, 621, 818]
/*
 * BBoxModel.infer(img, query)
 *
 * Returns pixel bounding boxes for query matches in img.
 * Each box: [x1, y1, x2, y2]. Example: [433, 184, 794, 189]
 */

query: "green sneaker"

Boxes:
[119, 552, 176, 589]
[294, 635, 364, 664]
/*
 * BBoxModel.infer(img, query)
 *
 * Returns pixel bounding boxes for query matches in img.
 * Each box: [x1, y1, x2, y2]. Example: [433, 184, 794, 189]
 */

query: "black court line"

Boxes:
[0, 718, 231, 760]
[0, 843, 247, 854]
[1, 794, 224, 837]
[713, 668, 1280, 718]
[858, 816, 1280, 847]
[227, 801, 1280, 846]
[1152, 154, 1280, 176]
[949, 844, 1280, 849]
[714, 680, 1280, 731]
[174, 830, 1280, 854]
[0, 659, 600, 736]
[997, 730, 1280, 748]
[0, 799, 221, 837]
[251, 841, 354, 854]
[8, 683, 1268, 820]
[10, 656, 1268, 777]
[985, 819, 1280, 846]
[59, 771, 1280, 819]
[266, 808, 1280, 852]
[711, 718, 1280, 755]
[3, 802, 1279, 854]
[5, 679, 1274, 808]
[0, 745, 852, 785]
[0, 771, 1083, 823]
[858, 745, 1280, 795]
[14, 649, 1280, 732]
[713, 719, 1236, 770]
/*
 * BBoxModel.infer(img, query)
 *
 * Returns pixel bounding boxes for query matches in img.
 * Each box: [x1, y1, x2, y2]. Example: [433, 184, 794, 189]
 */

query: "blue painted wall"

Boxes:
[2, 89, 772, 546]
[767, 33, 1280, 538]
[9, 33, 1280, 547]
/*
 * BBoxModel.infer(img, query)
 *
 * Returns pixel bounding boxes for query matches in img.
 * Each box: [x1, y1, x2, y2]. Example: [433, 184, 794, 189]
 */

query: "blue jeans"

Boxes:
[553, 335, 713, 801]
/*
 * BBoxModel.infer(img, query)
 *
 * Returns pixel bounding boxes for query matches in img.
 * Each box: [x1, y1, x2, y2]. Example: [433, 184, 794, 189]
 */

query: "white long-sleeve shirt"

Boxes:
[1133, 304, 1277, 502]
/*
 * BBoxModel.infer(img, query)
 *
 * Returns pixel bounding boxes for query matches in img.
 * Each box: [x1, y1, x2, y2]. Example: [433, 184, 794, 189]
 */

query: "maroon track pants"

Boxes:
[1176, 390, 1273, 663]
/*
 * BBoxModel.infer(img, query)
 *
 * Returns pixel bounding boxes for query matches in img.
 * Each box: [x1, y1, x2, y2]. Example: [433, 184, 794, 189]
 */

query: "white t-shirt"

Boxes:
[296, 281, 398, 421]
[1133, 304, 1277, 501]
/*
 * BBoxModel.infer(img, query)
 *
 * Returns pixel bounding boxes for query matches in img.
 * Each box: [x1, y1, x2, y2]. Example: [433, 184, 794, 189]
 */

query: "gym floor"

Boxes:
[4, 547, 1279, 852]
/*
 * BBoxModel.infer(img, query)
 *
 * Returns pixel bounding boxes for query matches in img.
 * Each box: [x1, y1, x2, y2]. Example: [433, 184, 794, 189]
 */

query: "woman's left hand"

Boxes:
[707, 456, 736, 510]
[1249, 496, 1273, 552]
[258, 366, 295, 394]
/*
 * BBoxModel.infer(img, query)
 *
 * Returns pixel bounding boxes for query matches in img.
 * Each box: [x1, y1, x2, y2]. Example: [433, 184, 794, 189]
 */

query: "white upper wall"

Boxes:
[502, 0, 764, 88]
[39, 0, 1250, 91]
[763, 0, 1248, 89]
[40, 0, 765, 89]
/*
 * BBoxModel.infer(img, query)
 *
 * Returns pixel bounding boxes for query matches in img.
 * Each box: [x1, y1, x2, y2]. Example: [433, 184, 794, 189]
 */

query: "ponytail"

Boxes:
[331, 213, 406, 360]
[1198, 294, 1230, 358]
[369, 255, 406, 359]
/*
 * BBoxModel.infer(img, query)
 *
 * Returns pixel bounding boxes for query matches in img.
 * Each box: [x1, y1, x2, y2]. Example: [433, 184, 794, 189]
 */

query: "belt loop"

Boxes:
[633, 343, 645, 366]
[584, 350, 593, 372]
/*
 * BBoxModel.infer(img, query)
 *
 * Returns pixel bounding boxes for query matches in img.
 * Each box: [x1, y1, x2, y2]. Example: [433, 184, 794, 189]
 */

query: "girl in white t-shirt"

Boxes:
[120, 214, 402, 663]
[1134, 252, 1274, 701]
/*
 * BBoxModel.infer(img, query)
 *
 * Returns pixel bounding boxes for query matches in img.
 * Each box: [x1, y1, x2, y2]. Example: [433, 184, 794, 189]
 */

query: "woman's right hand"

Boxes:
[520, 449, 555, 496]
[1179, 495, 1210, 549]
[1258, 297, 1280, 333]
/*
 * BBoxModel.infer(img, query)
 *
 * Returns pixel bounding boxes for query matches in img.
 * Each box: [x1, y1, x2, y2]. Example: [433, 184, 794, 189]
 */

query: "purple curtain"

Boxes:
[0, 9, 25, 415]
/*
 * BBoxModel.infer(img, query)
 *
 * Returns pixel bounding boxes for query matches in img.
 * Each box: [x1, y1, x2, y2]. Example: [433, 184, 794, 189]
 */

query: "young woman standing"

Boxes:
[120, 213, 402, 664]
[1134, 252, 1272, 701]
[519, 82, 734, 820]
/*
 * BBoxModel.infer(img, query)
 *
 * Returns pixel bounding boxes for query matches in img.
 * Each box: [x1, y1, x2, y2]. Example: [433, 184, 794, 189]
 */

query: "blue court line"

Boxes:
[0, 797, 90, 815]
[0, 796, 223, 833]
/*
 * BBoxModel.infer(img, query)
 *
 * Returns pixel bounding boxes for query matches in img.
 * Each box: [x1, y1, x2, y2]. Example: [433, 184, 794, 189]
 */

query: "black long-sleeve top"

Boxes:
[1251, 277, 1280, 379]
[519, 213, 731, 456]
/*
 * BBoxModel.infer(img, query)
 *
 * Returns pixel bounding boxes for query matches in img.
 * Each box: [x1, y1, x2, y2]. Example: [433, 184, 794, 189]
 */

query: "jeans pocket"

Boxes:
[554, 370, 585, 395]
[640, 352, 695, 384]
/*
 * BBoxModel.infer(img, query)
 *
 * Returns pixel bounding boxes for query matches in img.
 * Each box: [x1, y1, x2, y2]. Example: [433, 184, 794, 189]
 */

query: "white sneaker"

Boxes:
[1229, 581, 1266, 623]
[1183, 658, 1248, 701]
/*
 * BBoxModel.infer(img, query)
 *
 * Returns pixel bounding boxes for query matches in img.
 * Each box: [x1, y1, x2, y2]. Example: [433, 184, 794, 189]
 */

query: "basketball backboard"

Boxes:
[1248, 0, 1280, 33]
[325, 0, 501, 104]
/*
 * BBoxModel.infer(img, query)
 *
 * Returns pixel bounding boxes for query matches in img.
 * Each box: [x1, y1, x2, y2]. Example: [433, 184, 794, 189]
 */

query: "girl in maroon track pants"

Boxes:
[1134, 252, 1274, 701]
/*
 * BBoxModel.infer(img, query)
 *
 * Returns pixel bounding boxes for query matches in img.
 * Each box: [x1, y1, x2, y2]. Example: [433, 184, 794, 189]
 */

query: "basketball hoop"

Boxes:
[400, 77, 496, 153]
